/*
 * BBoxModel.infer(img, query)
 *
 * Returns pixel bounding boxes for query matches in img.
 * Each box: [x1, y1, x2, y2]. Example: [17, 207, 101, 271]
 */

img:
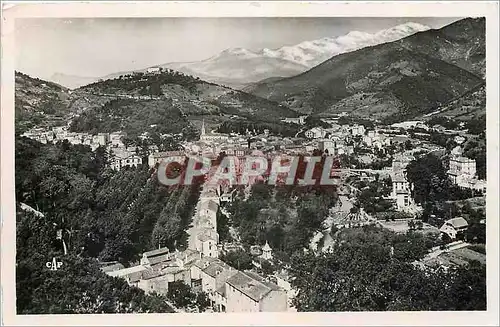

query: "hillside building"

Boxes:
[110, 151, 142, 170]
[440, 217, 469, 240]
[305, 127, 326, 139]
[448, 156, 477, 183]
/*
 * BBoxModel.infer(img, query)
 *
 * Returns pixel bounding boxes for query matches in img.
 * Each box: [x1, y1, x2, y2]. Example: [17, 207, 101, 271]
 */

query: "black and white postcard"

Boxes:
[1, 1, 498, 326]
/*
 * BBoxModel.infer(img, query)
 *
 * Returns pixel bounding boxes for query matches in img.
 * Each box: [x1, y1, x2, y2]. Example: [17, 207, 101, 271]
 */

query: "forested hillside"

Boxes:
[15, 72, 72, 132]
[73, 69, 297, 123]
[15, 137, 200, 313]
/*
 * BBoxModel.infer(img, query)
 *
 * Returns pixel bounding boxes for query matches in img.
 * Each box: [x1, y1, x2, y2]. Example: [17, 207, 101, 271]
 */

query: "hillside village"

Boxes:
[14, 16, 488, 314]
[19, 106, 487, 312]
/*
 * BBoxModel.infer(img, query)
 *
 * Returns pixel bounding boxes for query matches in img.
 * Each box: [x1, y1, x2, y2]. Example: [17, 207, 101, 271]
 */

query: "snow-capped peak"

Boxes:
[255, 22, 431, 67]
[208, 47, 259, 61]
[161, 22, 431, 89]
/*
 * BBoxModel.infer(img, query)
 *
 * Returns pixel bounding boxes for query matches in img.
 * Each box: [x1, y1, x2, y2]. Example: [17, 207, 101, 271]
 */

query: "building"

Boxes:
[99, 261, 125, 273]
[260, 242, 273, 261]
[448, 156, 477, 183]
[317, 139, 335, 154]
[391, 120, 428, 130]
[281, 115, 307, 125]
[195, 229, 219, 258]
[390, 154, 416, 211]
[147, 66, 161, 74]
[137, 271, 170, 295]
[440, 217, 469, 240]
[350, 124, 365, 136]
[136, 249, 198, 295]
[191, 257, 217, 285]
[225, 271, 288, 312]
[455, 176, 487, 193]
[106, 265, 149, 287]
[148, 151, 185, 168]
[305, 127, 326, 139]
[392, 153, 415, 171]
[199, 259, 238, 312]
[141, 247, 170, 266]
[109, 131, 126, 147]
[219, 189, 237, 203]
[198, 199, 219, 228]
[391, 172, 414, 211]
[96, 133, 109, 146]
[110, 152, 143, 171]
[200, 120, 229, 143]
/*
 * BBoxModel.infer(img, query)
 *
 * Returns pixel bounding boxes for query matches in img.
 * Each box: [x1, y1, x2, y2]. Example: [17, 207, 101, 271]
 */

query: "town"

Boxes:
[19, 110, 487, 313]
[12, 15, 489, 316]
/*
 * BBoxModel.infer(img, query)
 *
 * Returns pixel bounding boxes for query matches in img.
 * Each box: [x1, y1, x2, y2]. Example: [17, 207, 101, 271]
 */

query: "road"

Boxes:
[320, 194, 354, 252]
[423, 241, 470, 261]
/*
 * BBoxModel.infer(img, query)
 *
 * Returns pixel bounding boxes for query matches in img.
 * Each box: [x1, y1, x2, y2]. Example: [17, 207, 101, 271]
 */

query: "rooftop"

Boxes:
[200, 199, 219, 213]
[445, 217, 469, 229]
[147, 254, 171, 266]
[143, 247, 170, 258]
[226, 271, 281, 302]
[106, 265, 148, 278]
[197, 233, 217, 242]
[450, 156, 475, 164]
[262, 242, 272, 252]
[141, 270, 164, 280]
[202, 259, 234, 278]
[193, 257, 217, 270]
[172, 249, 200, 263]
[150, 151, 185, 158]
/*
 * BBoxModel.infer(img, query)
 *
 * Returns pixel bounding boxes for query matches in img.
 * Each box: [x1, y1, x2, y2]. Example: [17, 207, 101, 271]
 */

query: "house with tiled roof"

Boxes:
[138, 249, 200, 294]
[194, 227, 219, 258]
[140, 247, 170, 266]
[440, 217, 469, 240]
[199, 259, 238, 312]
[137, 270, 170, 295]
[225, 271, 287, 312]
[106, 265, 149, 287]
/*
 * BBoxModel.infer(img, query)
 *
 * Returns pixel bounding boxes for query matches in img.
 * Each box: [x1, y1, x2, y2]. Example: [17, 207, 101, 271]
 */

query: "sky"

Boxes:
[15, 17, 461, 81]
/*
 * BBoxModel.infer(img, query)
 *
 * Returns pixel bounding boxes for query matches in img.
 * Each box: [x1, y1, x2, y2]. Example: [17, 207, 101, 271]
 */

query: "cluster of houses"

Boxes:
[388, 148, 486, 213]
[102, 245, 290, 312]
[21, 126, 110, 150]
[301, 122, 416, 155]
[21, 126, 144, 171]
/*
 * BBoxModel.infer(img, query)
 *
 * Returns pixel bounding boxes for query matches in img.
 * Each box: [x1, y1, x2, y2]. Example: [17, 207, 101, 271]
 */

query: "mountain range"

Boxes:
[247, 17, 485, 122]
[18, 17, 485, 129]
[49, 22, 431, 89]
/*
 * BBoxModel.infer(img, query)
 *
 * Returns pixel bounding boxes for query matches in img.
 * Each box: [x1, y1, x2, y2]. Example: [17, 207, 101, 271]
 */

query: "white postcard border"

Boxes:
[1, 1, 499, 326]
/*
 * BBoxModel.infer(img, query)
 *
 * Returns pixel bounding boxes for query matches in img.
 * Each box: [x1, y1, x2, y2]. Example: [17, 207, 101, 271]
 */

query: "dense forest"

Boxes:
[15, 136, 201, 313]
[226, 183, 337, 259]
